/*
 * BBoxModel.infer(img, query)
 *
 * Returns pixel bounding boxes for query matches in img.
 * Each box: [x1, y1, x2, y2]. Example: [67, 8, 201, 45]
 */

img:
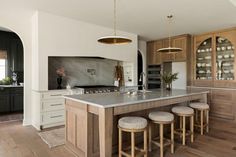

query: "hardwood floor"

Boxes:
[0, 120, 75, 157]
[0, 118, 236, 157]
[0, 112, 23, 123]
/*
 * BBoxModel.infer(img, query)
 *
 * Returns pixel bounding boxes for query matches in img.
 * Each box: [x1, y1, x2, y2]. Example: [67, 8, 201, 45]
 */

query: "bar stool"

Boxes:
[118, 116, 148, 157]
[148, 111, 174, 157]
[189, 102, 209, 135]
[171, 106, 194, 145]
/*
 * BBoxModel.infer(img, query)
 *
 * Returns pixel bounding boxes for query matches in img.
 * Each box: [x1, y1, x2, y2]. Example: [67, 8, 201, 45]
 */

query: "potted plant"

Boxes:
[161, 72, 178, 90]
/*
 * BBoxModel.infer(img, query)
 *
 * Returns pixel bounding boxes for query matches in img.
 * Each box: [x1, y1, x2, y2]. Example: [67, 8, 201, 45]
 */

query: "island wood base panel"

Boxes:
[65, 93, 207, 157]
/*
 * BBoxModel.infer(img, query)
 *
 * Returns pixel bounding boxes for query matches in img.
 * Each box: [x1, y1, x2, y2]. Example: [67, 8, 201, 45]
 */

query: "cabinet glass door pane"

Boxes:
[216, 36, 234, 80]
[196, 38, 212, 80]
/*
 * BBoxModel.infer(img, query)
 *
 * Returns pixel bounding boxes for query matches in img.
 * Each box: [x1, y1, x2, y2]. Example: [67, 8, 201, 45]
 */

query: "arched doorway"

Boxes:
[0, 27, 24, 122]
[137, 51, 143, 90]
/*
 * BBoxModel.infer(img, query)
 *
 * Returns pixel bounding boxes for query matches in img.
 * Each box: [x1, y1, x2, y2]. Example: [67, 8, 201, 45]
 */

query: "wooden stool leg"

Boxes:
[191, 115, 194, 143]
[160, 124, 164, 157]
[171, 122, 174, 154]
[195, 110, 198, 123]
[206, 110, 209, 133]
[119, 128, 122, 157]
[200, 110, 204, 135]
[144, 129, 148, 157]
[180, 116, 183, 129]
[182, 116, 186, 145]
[131, 132, 135, 157]
[148, 123, 152, 152]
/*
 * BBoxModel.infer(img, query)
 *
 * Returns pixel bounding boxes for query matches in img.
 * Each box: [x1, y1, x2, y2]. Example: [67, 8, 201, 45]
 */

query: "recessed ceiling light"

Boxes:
[229, 0, 236, 6]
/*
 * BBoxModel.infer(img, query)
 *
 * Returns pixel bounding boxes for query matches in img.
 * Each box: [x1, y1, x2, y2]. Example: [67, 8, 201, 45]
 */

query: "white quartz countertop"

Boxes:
[64, 88, 209, 108]
[0, 85, 23, 88]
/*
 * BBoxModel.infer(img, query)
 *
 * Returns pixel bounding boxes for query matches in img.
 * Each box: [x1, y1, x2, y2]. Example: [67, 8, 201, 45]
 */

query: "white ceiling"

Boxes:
[2, 0, 236, 41]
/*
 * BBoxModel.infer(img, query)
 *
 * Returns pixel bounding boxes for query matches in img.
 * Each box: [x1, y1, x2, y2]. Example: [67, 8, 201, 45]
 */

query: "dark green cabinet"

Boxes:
[0, 87, 23, 113]
[11, 92, 23, 112]
[0, 94, 10, 113]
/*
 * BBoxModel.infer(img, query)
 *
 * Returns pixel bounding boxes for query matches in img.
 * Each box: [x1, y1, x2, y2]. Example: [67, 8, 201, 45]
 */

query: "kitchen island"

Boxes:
[64, 88, 209, 157]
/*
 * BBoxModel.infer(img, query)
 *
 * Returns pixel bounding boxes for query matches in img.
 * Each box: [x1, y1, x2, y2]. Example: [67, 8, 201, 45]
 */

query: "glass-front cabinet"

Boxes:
[194, 29, 236, 87]
[195, 38, 213, 80]
[215, 36, 234, 81]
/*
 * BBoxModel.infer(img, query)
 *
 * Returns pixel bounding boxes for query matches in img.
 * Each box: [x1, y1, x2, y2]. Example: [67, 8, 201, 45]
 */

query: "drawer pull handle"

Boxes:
[50, 103, 62, 106]
[50, 94, 62, 96]
[50, 115, 63, 118]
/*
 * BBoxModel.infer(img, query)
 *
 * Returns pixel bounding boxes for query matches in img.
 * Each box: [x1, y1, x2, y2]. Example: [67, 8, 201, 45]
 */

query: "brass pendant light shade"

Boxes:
[157, 47, 182, 53]
[157, 15, 182, 53]
[97, 0, 132, 44]
[98, 36, 132, 45]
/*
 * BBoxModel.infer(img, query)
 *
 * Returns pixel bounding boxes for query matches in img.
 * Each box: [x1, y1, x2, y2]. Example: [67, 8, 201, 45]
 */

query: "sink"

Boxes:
[126, 90, 152, 96]
[137, 90, 152, 93]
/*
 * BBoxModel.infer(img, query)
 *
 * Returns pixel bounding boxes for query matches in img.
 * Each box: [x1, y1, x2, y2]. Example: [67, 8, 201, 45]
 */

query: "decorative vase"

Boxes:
[165, 83, 171, 91]
[57, 76, 62, 89]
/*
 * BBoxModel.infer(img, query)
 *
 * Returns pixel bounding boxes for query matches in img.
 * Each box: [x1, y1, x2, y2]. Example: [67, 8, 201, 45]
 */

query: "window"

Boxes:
[0, 50, 7, 80]
[0, 59, 6, 80]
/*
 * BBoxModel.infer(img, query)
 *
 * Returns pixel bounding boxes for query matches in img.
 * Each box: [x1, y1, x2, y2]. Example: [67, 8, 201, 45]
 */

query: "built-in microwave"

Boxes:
[147, 65, 162, 89]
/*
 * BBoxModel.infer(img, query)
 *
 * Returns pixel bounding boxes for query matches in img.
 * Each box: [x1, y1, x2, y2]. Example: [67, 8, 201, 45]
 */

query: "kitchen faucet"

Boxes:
[139, 72, 146, 91]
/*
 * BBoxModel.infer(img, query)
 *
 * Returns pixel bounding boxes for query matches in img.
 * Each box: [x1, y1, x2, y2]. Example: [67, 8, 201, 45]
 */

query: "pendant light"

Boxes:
[97, 0, 132, 44]
[157, 15, 182, 53]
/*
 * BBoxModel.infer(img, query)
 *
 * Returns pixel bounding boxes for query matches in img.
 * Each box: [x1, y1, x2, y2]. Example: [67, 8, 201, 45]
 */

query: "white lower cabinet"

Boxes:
[41, 110, 65, 125]
[32, 90, 72, 130]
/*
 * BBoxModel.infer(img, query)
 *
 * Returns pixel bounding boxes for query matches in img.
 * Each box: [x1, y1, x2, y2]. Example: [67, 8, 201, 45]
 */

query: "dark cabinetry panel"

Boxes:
[0, 94, 10, 113]
[0, 87, 23, 113]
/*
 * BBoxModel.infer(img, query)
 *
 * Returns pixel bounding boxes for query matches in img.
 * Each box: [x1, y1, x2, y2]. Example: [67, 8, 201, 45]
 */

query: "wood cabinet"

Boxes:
[147, 34, 191, 65]
[189, 87, 236, 121]
[173, 36, 188, 61]
[193, 28, 236, 88]
[11, 88, 23, 112]
[0, 87, 10, 113]
[147, 41, 162, 65]
[210, 89, 234, 119]
[0, 87, 23, 113]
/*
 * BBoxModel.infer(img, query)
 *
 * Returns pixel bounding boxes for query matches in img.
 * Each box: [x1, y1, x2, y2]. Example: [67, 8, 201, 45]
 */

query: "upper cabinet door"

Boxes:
[154, 40, 162, 64]
[161, 39, 175, 62]
[172, 36, 187, 61]
[215, 36, 235, 81]
[195, 37, 213, 81]
[147, 41, 156, 65]
[147, 40, 162, 65]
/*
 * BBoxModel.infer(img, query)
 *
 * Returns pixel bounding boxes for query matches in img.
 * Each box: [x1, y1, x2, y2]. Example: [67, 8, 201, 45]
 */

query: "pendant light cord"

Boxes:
[114, 0, 117, 36]
[167, 15, 173, 47]
[167, 15, 173, 48]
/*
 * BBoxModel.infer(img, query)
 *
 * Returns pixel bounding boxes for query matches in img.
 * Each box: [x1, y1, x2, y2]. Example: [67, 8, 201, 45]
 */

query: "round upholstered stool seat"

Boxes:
[118, 116, 148, 130]
[190, 102, 209, 110]
[172, 106, 194, 115]
[149, 111, 174, 123]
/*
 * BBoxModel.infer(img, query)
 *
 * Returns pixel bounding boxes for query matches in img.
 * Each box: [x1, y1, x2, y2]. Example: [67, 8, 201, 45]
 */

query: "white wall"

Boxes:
[32, 11, 138, 91]
[0, 7, 33, 126]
